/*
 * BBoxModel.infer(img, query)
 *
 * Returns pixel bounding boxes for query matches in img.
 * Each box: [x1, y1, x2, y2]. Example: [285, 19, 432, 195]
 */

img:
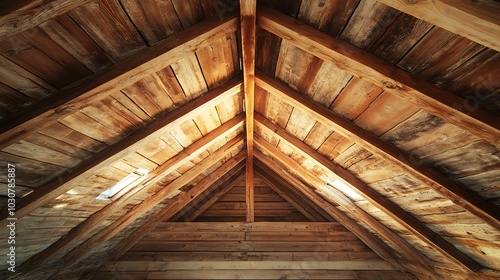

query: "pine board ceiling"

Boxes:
[0, 0, 499, 279]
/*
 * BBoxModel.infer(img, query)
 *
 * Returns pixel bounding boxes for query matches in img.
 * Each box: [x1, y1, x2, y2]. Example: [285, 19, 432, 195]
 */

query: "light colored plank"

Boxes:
[377, 0, 500, 52]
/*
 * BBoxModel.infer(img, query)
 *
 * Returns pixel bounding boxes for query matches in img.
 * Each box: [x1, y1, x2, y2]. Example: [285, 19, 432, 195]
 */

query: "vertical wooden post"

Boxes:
[241, 0, 256, 222]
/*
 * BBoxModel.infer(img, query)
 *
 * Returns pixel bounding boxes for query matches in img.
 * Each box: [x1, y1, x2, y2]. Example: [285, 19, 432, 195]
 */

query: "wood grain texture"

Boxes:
[377, 0, 500, 52]
[258, 6, 500, 145]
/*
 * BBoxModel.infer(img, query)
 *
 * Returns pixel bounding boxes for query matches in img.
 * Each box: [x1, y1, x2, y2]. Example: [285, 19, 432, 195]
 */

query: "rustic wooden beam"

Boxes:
[0, 11, 239, 149]
[0, 0, 92, 40]
[109, 159, 246, 261]
[102, 260, 395, 271]
[257, 7, 500, 145]
[0, 77, 242, 225]
[175, 173, 245, 222]
[241, 0, 256, 223]
[240, 0, 256, 158]
[21, 114, 245, 270]
[377, 0, 500, 52]
[255, 113, 482, 272]
[254, 139, 437, 274]
[256, 70, 500, 230]
[245, 157, 255, 222]
[57, 141, 246, 269]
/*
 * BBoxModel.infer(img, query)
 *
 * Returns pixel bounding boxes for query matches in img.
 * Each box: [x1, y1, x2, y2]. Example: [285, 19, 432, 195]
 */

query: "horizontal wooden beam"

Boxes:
[255, 113, 482, 272]
[377, 0, 500, 52]
[254, 139, 436, 274]
[0, 0, 92, 40]
[256, 70, 500, 230]
[0, 11, 239, 149]
[258, 6, 500, 145]
[101, 260, 395, 271]
[58, 140, 246, 269]
[21, 114, 245, 270]
[156, 222, 347, 232]
[0, 77, 242, 225]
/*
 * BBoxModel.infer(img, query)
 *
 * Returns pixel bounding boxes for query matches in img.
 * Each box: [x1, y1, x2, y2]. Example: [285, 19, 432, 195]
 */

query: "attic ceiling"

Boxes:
[0, 0, 499, 279]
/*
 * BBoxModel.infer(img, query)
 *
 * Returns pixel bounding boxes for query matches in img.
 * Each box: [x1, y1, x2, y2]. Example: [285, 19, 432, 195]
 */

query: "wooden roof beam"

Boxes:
[0, 0, 92, 40]
[108, 160, 246, 262]
[0, 10, 239, 149]
[256, 70, 500, 230]
[50, 140, 246, 273]
[0, 77, 243, 225]
[254, 139, 436, 275]
[257, 7, 500, 146]
[21, 114, 245, 270]
[377, 0, 500, 52]
[241, 0, 257, 223]
[255, 113, 482, 272]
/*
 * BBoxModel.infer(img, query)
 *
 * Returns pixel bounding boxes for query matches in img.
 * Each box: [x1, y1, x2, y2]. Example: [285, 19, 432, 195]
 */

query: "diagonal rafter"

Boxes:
[240, 0, 257, 223]
[0, 77, 243, 225]
[21, 114, 245, 270]
[254, 140, 437, 275]
[377, 0, 500, 52]
[40, 139, 246, 276]
[0, 0, 93, 40]
[255, 70, 500, 230]
[0, 10, 239, 149]
[257, 6, 500, 145]
[255, 113, 482, 272]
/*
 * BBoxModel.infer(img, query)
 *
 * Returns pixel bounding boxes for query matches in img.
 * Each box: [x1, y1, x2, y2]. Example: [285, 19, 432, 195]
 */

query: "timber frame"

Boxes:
[0, 1, 498, 279]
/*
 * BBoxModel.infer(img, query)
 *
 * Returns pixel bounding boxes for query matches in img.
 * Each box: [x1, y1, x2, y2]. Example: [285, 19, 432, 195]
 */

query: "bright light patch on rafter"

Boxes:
[96, 168, 149, 201]
[326, 179, 363, 201]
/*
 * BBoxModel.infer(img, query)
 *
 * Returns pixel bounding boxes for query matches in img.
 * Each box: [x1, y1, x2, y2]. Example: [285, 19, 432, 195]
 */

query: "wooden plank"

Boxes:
[0, 0, 92, 40]
[93, 270, 359, 280]
[0, 78, 242, 224]
[377, 0, 500, 52]
[245, 158, 255, 222]
[255, 70, 500, 230]
[256, 113, 483, 272]
[257, 6, 500, 145]
[0, 11, 239, 149]
[103, 260, 395, 271]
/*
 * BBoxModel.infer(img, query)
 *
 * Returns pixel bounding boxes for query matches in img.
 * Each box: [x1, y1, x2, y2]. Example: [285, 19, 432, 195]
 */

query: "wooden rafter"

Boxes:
[255, 113, 482, 272]
[254, 141, 436, 275]
[241, 0, 257, 223]
[108, 160, 246, 262]
[257, 7, 500, 145]
[256, 70, 500, 230]
[0, 11, 239, 149]
[21, 114, 245, 270]
[0, 77, 243, 225]
[377, 0, 500, 52]
[0, 0, 92, 40]
[51, 141, 246, 273]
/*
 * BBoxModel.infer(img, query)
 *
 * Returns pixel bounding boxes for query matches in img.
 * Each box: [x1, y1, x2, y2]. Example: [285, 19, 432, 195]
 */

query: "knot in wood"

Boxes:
[383, 81, 399, 89]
